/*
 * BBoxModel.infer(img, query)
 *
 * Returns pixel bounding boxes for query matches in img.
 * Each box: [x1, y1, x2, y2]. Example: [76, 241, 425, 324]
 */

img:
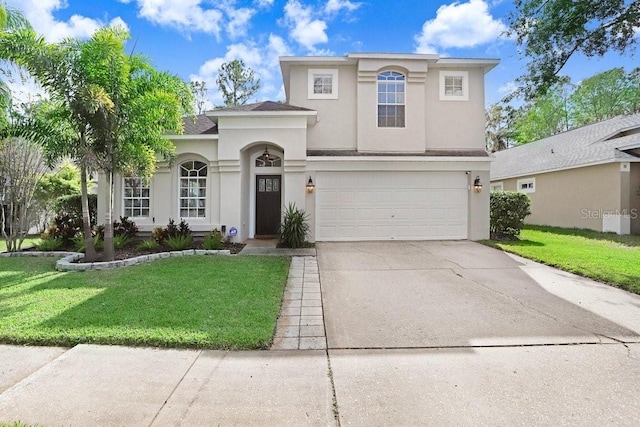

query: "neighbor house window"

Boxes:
[123, 177, 150, 218]
[490, 182, 504, 191]
[377, 71, 405, 127]
[517, 178, 535, 194]
[308, 69, 339, 99]
[439, 71, 469, 101]
[179, 160, 207, 218]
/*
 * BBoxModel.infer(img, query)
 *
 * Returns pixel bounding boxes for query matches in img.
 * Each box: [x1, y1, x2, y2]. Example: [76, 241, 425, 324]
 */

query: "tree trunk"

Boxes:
[80, 163, 97, 261]
[103, 169, 115, 261]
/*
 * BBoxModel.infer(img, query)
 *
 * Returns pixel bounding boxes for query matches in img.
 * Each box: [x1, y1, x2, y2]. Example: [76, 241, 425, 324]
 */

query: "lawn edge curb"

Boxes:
[1, 250, 232, 271]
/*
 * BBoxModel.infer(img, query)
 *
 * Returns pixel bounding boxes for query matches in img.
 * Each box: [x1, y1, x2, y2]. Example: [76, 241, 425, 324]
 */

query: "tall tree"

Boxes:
[569, 68, 637, 126]
[190, 80, 209, 114]
[0, 2, 31, 116]
[485, 103, 516, 153]
[508, 0, 640, 99]
[512, 82, 572, 144]
[216, 59, 260, 107]
[0, 135, 48, 251]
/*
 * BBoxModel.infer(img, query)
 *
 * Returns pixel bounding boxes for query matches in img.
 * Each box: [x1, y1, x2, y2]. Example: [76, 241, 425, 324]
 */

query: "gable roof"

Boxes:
[491, 113, 640, 180]
[182, 114, 218, 135]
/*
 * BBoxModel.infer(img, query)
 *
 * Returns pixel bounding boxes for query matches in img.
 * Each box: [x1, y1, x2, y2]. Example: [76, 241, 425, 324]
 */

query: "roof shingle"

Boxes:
[491, 113, 640, 180]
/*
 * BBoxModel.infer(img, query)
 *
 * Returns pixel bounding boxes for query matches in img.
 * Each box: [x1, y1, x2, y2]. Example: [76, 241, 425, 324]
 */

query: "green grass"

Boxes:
[482, 225, 640, 294]
[1, 236, 41, 252]
[0, 255, 290, 349]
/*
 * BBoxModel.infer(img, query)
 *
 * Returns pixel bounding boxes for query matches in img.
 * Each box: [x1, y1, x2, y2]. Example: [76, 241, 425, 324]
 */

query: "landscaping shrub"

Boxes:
[113, 235, 133, 249]
[490, 191, 531, 239]
[279, 203, 310, 248]
[73, 235, 104, 253]
[202, 228, 223, 250]
[47, 214, 82, 245]
[165, 235, 194, 250]
[113, 216, 139, 238]
[34, 236, 63, 251]
[151, 226, 166, 244]
[54, 194, 97, 226]
[138, 239, 159, 250]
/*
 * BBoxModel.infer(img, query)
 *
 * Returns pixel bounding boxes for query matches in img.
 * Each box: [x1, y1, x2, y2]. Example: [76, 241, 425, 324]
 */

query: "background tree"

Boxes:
[0, 2, 31, 117]
[216, 59, 260, 107]
[508, 0, 640, 99]
[190, 80, 209, 114]
[571, 67, 640, 126]
[512, 81, 572, 144]
[0, 136, 48, 251]
[33, 162, 81, 232]
[485, 103, 516, 153]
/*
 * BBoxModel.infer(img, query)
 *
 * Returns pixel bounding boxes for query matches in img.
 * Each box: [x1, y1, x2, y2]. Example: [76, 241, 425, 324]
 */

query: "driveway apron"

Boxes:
[317, 241, 640, 349]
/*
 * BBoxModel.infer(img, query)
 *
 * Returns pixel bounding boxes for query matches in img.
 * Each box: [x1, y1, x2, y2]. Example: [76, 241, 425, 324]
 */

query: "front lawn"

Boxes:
[0, 255, 290, 349]
[1, 236, 41, 252]
[483, 225, 640, 294]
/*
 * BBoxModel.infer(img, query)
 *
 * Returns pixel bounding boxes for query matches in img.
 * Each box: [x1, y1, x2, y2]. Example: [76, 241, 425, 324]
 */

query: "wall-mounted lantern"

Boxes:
[306, 176, 315, 193]
[473, 176, 483, 193]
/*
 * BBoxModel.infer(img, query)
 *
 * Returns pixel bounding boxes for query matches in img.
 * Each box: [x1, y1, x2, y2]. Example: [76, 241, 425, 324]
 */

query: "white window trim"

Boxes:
[122, 176, 150, 219]
[490, 182, 504, 191]
[179, 161, 208, 219]
[308, 69, 339, 99]
[517, 177, 536, 194]
[439, 70, 469, 101]
[377, 70, 406, 128]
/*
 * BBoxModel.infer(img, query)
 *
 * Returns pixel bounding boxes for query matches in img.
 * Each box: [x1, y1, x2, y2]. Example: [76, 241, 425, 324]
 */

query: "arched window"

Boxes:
[179, 160, 207, 218]
[377, 71, 405, 128]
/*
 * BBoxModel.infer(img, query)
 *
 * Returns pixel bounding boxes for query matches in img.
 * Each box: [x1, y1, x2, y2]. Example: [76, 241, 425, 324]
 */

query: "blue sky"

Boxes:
[6, 0, 637, 109]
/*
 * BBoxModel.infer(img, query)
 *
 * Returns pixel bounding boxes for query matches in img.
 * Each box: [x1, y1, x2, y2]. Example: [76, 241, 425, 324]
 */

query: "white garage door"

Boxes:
[316, 171, 468, 241]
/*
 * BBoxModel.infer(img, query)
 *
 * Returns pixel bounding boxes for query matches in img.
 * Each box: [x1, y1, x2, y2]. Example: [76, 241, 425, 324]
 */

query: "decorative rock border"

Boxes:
[1, 249, 231, 271]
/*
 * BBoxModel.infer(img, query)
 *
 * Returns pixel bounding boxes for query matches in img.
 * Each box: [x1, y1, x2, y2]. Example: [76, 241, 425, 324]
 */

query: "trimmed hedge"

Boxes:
[490, 191, 531, 239]
[54, 194, 98, 226]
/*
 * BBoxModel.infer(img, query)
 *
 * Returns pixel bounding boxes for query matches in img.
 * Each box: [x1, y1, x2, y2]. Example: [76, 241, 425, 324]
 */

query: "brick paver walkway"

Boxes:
[271, 256, 326, 350]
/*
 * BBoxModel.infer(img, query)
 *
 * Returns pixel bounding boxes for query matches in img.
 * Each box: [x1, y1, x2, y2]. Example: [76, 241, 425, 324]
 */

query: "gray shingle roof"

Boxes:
[212, 100, 314, 112]
[491, 113, 640, 180]
[182, 114, 218, 135]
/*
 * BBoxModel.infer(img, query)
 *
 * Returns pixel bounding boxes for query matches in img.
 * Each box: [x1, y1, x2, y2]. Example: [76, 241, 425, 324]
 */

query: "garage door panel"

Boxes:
[316, 171, 469, 241]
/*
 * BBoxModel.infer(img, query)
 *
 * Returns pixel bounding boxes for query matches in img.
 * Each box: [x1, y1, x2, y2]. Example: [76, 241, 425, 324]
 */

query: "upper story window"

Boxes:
[439, 71, 469, 101]
[179, 160, 207, 218]
[377, 71, 405, 128]
[123, 177, 150, 218]
[308, 69, 339, 99]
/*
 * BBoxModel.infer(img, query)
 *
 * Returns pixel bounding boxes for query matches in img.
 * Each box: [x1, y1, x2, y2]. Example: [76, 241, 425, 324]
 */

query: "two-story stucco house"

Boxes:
[98, 53, 499, 242]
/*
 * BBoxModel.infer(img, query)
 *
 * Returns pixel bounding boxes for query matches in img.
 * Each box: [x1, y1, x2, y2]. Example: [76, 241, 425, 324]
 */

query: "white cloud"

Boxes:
[415, 0, 507, 54]
[223, 5, 256, 39]
[283, 0, 328, 52]
[497, 81, 518, 96]
[325, 0, 361, 15]
[190, 35, 293, 107]
[131, 0, 224, 38]
[255, 0, 274, 8]
[6, 0, 128, 42]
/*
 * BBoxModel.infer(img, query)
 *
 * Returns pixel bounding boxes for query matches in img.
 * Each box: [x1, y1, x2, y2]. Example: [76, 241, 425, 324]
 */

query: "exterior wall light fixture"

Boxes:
[306, 176, 315, 193]
[473, 176, 483, 193]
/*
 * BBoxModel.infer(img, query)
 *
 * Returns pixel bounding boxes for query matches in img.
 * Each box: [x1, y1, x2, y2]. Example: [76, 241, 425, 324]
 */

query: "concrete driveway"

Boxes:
[318, 241, 640, 348]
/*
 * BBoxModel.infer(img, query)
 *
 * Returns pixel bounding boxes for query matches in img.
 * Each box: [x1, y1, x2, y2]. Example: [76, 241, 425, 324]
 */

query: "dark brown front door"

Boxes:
[256, 175, 281, 236]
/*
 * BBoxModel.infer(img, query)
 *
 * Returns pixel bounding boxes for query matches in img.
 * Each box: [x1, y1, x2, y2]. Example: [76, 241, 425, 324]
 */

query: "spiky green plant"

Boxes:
[279, 203, 309, 248]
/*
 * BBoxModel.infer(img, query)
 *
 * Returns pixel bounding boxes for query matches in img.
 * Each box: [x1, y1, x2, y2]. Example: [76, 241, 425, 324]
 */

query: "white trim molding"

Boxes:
[517, 177, 536, 193]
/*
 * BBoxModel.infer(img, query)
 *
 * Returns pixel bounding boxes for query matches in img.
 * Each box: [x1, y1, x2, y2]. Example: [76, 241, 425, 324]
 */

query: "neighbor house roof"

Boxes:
[491, 113, 640, 180]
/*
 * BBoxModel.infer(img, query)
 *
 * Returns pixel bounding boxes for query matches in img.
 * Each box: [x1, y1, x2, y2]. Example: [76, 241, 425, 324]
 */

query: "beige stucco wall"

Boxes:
[288, 64, 357, 150]
[495, 163, 629, 232]
[425, 68, 486, 150]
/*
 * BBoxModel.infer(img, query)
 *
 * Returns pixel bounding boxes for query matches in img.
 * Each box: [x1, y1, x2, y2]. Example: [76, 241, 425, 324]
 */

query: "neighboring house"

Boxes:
[491, 114, 640, 235]
[98, 53, 498, 242]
